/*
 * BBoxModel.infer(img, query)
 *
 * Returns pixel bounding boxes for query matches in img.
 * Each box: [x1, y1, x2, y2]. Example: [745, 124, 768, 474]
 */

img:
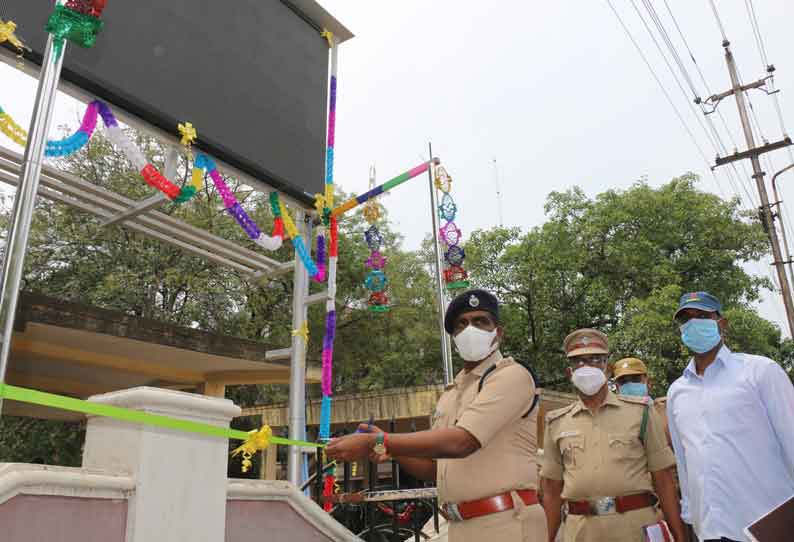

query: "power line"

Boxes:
[660, 0, 755, 201]
[708, 0, 729, 43]
[640, 0, 699, 98]
[605, 0, 714, 171]
[629, 0, 756, 207]
[745, 0, 770, 68]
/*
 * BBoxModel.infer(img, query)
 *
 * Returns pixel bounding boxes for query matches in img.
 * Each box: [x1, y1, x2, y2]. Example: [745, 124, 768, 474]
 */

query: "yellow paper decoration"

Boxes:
[434, 166, 452, 192]
[320, 29, 334, 48]
[0, 112, 27, 147]
[0, 19, 28, 53]
[231, 425, 273, 473]
[363, 201, 380, 224]
[190, 167, 203, 190]
[178, 122, 197, 147]
[279, 201, 299, 239]
[291, 321, 309, 344]
[324, 183, 334, 211]
[314, 193, 326, 216]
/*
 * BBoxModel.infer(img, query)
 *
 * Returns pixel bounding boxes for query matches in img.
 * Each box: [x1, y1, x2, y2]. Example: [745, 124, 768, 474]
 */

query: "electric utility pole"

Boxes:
[708, 40, 794, 336]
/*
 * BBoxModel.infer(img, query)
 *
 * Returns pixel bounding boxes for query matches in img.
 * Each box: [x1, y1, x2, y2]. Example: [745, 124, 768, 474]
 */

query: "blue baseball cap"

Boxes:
[674, 291, 722, 319]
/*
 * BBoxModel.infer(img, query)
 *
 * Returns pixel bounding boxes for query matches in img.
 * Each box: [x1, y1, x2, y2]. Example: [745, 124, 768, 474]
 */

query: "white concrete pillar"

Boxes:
[82, 387, 241, 542]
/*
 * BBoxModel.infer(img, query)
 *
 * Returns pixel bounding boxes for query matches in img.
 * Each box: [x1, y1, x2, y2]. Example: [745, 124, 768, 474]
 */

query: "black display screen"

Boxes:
[2, 0, 331, 204]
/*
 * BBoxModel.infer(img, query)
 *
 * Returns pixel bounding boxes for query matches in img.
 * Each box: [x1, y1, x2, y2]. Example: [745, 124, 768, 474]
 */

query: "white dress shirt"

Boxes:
[667, 345, 794, 541]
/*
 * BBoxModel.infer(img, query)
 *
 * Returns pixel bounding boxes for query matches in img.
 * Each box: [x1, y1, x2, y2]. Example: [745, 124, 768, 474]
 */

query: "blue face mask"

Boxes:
[680, 318, 721, 353]
[619, 382, 648, 397]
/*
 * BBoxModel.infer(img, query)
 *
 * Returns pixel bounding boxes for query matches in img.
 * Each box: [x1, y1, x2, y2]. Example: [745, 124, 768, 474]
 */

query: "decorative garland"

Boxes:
[318, 30, 339, 445]
[0, 105, 27, 147]
[188, 153, 286, 252]
[362, 167, 389, 312]
[46, 1, 107, 58]
[435, 166, 469, 291]
[0, 100, 323, 270]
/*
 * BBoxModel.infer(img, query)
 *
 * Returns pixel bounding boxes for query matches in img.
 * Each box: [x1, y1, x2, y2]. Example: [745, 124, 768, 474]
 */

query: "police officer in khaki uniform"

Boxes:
[540, 329, 686, 542]
[327, 289, 547, 542]
[612, 357, 672, 446]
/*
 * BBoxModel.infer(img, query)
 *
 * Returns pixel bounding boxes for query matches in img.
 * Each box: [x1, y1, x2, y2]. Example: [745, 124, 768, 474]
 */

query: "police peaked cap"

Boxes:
[444, 289, 500, 334]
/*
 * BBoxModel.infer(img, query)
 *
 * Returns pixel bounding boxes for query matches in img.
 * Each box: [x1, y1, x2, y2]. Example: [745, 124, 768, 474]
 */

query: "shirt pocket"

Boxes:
[558, 435, 585, 470]
[608, 433, 644, 462]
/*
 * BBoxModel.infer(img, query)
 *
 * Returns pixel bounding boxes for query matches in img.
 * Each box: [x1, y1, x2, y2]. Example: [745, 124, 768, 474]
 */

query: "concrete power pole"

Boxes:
[709, 40, 794, 336]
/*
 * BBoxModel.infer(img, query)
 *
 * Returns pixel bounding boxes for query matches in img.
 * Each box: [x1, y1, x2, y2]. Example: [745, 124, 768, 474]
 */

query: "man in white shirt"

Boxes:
[667, 291, 794, 542]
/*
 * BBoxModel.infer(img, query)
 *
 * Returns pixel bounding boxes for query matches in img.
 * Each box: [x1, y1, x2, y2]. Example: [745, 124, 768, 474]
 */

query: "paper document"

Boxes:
[643, 520, 672, 542]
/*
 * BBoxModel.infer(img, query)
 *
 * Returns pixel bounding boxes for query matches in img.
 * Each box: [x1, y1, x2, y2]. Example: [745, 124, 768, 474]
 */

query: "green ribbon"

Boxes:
[0, 383, 323, 448]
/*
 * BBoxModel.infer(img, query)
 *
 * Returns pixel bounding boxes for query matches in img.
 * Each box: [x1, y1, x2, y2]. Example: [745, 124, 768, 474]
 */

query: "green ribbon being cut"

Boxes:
[0, 384, 323, 469]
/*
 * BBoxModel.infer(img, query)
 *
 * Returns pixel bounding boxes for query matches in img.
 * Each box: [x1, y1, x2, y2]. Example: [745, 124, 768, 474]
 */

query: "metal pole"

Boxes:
[0, 30, 66, 412]
[724, 46, 794, 336]
[287, 210, 311, 485]
[772, 163, 794, 292]
[492, 158, 504, 227]
[427, 143, 453, 385]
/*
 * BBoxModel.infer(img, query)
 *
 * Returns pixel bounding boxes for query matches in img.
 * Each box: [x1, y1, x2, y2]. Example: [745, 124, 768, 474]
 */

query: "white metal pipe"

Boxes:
[0, 28, 65, 412]
[287, 210, 310, 485]
[427, 144, 454, 385]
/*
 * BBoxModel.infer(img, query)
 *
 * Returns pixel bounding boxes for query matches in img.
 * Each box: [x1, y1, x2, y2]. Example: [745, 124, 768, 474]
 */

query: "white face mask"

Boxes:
[453, 326, 498, 362]
[571, 366, 607, 396]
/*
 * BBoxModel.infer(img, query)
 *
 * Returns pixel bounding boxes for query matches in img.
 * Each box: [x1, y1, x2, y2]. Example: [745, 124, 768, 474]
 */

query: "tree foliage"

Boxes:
[465, 174, 783, 395]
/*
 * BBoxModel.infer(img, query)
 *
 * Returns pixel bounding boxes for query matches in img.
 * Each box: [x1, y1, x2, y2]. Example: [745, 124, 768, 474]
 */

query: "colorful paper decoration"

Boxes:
[322, 471, 336, 512]
[362, 167, 390, 312]
[435, 165, 470, 291]
[46, 2, 105, 57]
[0, 105, 28, 147]
[318, 31, 340, 443]
[291, 321, 309, 344]
[0, 18, 29, 54]
[194, 153, 289, 254]
[321, 30, 338, 222]
[331, 161, 433, 218]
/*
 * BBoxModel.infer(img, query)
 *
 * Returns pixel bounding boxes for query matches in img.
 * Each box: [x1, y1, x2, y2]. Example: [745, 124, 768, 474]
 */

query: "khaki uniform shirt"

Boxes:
[432, 350, 538, 504]
[540, 391, 676, 542]
[540, 390, 675, 501]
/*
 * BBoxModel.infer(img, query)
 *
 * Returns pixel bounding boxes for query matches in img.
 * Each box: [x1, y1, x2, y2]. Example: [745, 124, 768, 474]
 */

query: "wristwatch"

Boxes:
[373, 432, 387, 455]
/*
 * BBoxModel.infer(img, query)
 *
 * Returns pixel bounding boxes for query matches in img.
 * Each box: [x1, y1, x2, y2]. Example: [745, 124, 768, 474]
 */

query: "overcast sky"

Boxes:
[1, 1, 794, 335]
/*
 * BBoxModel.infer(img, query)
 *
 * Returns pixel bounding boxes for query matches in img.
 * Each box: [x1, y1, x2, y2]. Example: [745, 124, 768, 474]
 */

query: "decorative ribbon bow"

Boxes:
[231, 425, 273, 473]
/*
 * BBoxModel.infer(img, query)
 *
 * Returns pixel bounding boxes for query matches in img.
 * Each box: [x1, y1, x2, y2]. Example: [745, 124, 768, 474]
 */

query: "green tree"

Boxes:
[466, 174, 778, 392]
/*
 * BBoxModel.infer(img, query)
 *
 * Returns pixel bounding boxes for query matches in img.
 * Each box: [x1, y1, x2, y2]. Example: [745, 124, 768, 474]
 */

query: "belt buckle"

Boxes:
[591, 497, 616, 516]
[443, 503, 464, 522]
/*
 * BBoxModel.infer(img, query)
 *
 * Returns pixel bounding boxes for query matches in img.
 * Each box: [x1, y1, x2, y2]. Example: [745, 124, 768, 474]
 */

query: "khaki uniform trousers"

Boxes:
[447, 491, 547, 542]
[564, 506, 658, 542]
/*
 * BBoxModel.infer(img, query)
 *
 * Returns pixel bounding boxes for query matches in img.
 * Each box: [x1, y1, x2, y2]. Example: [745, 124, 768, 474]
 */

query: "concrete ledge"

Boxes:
[88, 386, 241, 423]
[0, 463, 134, 505]
[227, 479, 360, 541]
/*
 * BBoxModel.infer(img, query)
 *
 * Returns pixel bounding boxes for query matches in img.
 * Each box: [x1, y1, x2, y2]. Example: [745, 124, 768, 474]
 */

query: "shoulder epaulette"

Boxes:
[495, 356, 515, 368]
[617, 394, 650, 406]
[545, 403, 575, 423]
